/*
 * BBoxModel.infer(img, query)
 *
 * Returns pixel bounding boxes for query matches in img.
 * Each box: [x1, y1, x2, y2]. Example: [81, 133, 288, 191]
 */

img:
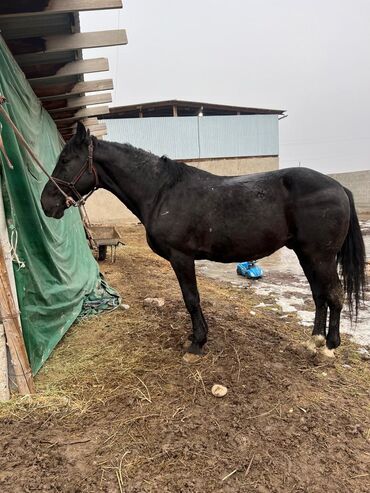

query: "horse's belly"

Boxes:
[193, 228, 289, 263]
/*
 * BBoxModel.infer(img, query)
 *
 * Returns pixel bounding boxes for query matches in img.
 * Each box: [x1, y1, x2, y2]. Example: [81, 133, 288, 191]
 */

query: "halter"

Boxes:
[51, 141, 99, 208]
[0, 97, 97, 209]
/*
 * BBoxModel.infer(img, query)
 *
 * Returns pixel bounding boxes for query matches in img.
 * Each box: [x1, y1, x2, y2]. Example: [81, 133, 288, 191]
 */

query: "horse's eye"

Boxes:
[61, 157, 68, 164]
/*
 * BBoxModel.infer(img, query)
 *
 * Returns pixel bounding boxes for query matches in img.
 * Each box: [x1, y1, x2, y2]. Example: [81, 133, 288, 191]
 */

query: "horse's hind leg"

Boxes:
[326, 278, 344, 350]
[297, 253, 328, 349]
[315, 265, 343, 358]
[297, 252, 343, 356]
[169, 251, 208, 361]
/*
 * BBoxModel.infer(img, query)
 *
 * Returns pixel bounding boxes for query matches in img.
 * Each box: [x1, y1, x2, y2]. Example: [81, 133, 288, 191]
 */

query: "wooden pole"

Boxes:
[0, 244, 34, 394]
[0, 323, 9, 400]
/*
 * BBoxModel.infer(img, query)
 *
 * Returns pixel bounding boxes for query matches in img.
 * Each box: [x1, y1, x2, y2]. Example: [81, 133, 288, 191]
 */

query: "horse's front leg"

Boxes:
[170, 251, 208, 360]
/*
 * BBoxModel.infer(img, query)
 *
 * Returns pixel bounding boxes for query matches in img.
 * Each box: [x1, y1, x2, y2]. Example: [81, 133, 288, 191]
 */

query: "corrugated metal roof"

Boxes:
[104, 99, 285, 119]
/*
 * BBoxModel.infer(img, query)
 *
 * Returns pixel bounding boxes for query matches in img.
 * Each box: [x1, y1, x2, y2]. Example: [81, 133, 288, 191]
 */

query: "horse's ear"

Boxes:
[75, 121, 87, 144]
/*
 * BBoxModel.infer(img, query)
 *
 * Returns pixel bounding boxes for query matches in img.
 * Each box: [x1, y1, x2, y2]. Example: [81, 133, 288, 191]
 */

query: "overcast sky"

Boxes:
[81, 0, 370, 174]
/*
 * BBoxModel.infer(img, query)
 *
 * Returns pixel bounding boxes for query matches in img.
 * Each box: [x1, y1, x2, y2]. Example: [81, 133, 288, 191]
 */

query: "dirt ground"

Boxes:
[0, 225, 369, 493]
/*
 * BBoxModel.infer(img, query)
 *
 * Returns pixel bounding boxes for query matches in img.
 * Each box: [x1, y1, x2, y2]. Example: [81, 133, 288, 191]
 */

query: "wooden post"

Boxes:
[0, 323, 9, 400]
[0, 244, 34, 394]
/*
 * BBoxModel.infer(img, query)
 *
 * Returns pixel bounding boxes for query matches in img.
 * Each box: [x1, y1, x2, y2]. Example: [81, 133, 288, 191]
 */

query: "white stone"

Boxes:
[143, 297, 165, 308]
[211, 384, 228, 398]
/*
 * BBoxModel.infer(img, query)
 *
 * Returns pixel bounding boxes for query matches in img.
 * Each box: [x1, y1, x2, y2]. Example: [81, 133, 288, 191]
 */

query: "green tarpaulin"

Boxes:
[0, 36, 118, 374]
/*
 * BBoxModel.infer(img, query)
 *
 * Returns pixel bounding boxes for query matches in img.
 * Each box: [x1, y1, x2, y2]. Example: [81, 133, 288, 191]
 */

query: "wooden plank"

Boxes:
[62, 128, 107, 140]
[90, 129, 108, 137]
[33, 80, 81, 99]
[81, 118, 99, 126]
[0, 1, 122, 17]
[39, 79, 113, 101]
[0, 324, 9, 401]
[0, 15, 77, 41]
[58, 117, 99, 133]
[0, 244, 34, 395]
[61, 123, 107, 138]
[46, 93, 112, 113]
[85, 124, 107, 132]
[28, 58, 109, 83]
[90, 129, 107, 138]
[12, 30, 127, 61]
[54, 106, 110, 124]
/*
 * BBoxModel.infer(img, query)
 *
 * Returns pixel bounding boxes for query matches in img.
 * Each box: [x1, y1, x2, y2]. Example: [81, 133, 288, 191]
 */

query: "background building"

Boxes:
[328, 170, 370, 214]
[87, 100, 285, 223]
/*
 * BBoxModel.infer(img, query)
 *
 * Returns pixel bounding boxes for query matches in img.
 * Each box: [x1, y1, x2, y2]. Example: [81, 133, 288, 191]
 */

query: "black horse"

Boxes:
[41, 123, 366, 361]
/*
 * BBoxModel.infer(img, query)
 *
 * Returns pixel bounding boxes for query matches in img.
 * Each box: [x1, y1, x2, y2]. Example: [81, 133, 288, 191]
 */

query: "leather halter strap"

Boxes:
[52, 141, 98, 207]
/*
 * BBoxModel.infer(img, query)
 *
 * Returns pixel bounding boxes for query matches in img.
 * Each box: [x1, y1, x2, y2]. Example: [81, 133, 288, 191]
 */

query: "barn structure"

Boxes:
[86, 100, 285, 224]
[0, 1, 125, 398]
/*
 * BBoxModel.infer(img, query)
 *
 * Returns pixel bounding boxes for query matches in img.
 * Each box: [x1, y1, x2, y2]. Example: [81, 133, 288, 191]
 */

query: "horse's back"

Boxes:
[151, 165, 350, 262]
[222, 166, 345, 196]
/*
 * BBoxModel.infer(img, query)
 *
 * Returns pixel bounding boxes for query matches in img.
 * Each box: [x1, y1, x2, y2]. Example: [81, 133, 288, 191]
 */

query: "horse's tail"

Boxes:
[337, 188, 366, 319]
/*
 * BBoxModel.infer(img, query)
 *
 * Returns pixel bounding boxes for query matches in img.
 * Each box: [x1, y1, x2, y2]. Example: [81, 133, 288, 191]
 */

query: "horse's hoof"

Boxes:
[183, 340, 191, 350]
[183, 352, 202, 363]
[314, 346, 336, 365]
[320, 346, 335, 358]
[302, 340, 317, 355]
[313, 335, 326, 347]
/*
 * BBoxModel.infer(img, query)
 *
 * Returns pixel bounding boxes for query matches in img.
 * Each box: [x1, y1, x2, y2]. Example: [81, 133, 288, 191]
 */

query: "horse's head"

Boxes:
[41, 122, 97, 219]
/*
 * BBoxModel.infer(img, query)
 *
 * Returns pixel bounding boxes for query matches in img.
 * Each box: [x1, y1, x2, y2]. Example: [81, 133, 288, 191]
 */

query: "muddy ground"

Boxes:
[0, 225, 369, 492]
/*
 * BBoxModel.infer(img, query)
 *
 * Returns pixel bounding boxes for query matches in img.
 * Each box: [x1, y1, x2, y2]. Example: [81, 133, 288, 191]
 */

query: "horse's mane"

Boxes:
[98, 139, 200, 187]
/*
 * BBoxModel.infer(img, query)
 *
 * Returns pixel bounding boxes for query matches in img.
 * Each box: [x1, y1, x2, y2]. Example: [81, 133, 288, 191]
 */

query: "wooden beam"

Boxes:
[0, 324, 9, 401]
[39, 79, 113, 101]
[61, 123, 107, 137]
[45, 93, 112, 113]
[0, 1, 123, 18]
[0, 245, 34, 395]
[58, 118, 99, 133]
[91, 129, 108, 138]
[28, 58, 109, 84]
[54, 106, 110, 124]
[81, 118, 99, 126]
[59, 118, 100, 134]
[62, 128, 107, 140]
[85, 124, 107, 132]
[12, 30, 127, 61]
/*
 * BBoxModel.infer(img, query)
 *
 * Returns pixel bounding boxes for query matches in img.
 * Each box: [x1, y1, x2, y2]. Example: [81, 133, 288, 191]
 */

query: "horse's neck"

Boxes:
[93, 140, 165, 224]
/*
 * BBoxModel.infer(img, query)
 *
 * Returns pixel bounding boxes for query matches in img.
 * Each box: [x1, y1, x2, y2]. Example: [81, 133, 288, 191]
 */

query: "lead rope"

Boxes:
[9, 228, 25, 270]
[0, 122, 13, 170]
[0, 99, 76, 206]
[79, 205, 97, 249]
[0, 97, 98, 253]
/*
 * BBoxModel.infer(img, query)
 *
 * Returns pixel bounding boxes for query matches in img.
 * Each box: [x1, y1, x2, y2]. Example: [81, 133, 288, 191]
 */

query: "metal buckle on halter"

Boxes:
[66, 196, 76, 207]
